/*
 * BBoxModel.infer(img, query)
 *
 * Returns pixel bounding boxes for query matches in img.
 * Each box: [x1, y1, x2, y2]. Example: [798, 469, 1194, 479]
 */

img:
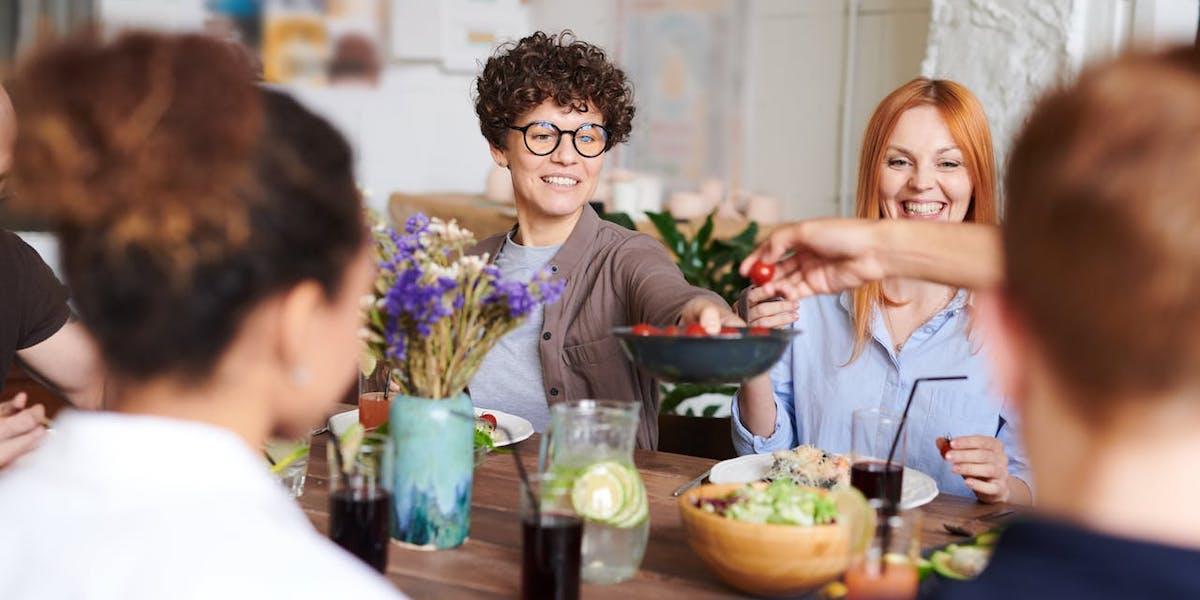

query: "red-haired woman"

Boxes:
[734, 79, 1032, 504]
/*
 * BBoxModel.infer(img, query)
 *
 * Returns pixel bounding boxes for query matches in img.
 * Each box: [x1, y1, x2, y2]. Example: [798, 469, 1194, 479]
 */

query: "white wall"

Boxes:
[921, 0, 1080, 176]
[745, 0, 932, 219]
[922, 0, 1199, 181]
[285, 65, 493, 212]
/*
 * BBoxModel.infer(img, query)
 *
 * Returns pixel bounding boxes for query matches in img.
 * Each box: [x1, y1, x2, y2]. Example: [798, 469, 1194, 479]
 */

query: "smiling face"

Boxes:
[490, 99, 606, 223]
[878, 105, 973, 222]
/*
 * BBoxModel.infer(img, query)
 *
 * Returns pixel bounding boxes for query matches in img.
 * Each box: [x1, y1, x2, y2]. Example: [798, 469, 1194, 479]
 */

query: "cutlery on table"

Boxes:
[671, 468, 711, 497]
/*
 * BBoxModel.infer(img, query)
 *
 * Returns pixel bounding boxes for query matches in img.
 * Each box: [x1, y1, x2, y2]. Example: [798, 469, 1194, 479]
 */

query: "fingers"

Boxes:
[963, 477, 1006, 502]
[698, 304, 724, 334]
[0, 392, 29, 417]
[943, 448, 997, 465]
[0, 404, 45, 439]
[739, 224, 808, 277]
[0, 421, 47, 469]
[719, 312, 747, 328]
[750, 312, 798, 330]
[746, 297, 797, 322]
[949, 435, 1002, 452]
[747, 297, 799, 329]
[744, 285, 779, 307]
[951, 461, 1001, 480]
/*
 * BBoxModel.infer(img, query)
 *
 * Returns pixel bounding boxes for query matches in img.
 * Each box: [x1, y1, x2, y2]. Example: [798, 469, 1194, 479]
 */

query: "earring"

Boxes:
[291, 366, 311, 387]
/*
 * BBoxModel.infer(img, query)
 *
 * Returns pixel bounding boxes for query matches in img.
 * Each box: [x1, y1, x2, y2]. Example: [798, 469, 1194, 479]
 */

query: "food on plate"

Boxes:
[749, 260, 776, 287]
[929, 530, 1000, 580]
[475, 412, 497, 453]
[694, 479, 838, 526]
[930, 544, 990, 580]
[748, 326, 770, 335]
[766, 445, 851, 490]
[684, 323, 707, 337]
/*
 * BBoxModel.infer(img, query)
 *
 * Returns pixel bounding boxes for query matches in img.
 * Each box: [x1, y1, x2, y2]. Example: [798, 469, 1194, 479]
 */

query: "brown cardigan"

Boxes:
[468, 206, 727, 449]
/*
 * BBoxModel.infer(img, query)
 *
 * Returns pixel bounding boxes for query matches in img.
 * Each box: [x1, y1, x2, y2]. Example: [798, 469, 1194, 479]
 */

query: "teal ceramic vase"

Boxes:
[389, 392, 473, 549]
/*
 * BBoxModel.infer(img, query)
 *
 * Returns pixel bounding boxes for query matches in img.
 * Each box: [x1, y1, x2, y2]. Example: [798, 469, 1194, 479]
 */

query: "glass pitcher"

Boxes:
[539, 400, 649, 585]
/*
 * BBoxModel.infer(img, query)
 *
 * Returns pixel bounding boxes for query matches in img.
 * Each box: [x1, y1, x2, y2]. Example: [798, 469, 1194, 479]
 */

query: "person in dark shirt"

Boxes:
[744, 46, 1200, 599]
[0, 84, 104, 468]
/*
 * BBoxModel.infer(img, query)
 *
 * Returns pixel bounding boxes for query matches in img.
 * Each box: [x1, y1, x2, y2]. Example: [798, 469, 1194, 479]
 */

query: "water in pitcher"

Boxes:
[541, 400, 650, 584]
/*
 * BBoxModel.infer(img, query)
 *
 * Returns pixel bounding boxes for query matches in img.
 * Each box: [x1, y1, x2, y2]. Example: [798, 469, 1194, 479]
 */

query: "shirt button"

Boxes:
[922, 326, 933, 334]
[542, 331, 552, 341]
[550, 265, 559, 273]
[550, 387, 560, 396]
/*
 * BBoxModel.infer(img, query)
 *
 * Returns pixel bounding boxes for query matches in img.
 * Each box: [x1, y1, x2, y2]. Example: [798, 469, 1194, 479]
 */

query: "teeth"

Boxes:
[543, 176, 578, 186]
[903, 201, 942, 215]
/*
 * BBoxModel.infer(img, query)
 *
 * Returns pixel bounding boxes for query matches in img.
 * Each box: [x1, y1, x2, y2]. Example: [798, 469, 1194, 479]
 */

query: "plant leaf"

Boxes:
[645, 211, 687, 258]
[601, 211, 638, 231]
[702, 404, 721, 417]
[696, 212, 715, 251]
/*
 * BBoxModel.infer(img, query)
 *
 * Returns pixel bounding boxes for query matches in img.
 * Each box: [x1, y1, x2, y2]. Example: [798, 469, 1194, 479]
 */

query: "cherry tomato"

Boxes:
[662, 325, 680, 336]
[684, 323, 707, 337]
[748, 326, 770, 336]
[720, 326, 740, 335]
[936, 436, 952, 458]
[631, 323, 658, 336]
[480, 413, 497, 428]
[749, 260, 776, 287]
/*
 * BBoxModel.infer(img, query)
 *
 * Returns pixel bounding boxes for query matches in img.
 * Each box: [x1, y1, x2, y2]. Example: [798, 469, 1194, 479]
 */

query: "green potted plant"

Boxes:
[645, 210, 759, 459]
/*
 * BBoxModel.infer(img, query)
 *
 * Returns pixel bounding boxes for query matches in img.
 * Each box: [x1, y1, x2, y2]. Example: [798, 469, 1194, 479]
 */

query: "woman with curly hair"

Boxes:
[469, 31, 741, 448]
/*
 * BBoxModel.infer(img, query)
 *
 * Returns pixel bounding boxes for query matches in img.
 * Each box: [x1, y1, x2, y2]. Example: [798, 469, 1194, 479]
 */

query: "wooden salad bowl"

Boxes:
[678, 483, 850, 597]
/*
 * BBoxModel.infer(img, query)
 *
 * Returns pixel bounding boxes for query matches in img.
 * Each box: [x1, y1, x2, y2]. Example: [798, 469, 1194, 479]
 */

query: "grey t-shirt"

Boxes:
[468, 233, 560, 432]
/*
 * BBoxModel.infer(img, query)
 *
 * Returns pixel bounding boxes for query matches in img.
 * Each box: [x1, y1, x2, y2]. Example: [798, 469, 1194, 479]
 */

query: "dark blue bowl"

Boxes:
[613, 326, 801, 384]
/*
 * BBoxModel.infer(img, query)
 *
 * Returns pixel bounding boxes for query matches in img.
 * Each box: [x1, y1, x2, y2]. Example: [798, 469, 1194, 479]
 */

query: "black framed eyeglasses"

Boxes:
[508, 121, 611, 158]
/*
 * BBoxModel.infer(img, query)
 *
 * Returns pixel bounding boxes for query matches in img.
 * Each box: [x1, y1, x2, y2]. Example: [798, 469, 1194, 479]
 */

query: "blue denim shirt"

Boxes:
[731, 290, 1033, 498]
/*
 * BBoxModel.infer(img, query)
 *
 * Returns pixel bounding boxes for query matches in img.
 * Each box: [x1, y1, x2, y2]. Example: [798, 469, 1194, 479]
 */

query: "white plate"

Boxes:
[709, 453, 939, 510]
[328, 407, 534, 447]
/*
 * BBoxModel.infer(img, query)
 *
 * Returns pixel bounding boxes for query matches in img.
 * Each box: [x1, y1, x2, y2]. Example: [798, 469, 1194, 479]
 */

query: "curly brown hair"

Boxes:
[474, 30, 634, 151]
[8, 32, 363, 381]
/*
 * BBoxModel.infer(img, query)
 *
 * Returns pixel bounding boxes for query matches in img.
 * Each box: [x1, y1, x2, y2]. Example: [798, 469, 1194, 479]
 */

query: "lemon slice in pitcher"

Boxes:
[571, 461, 628, 522]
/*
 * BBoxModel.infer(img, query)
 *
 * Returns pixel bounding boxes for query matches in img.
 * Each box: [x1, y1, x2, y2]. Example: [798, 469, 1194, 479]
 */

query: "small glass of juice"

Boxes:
[845, 503, 922, 600]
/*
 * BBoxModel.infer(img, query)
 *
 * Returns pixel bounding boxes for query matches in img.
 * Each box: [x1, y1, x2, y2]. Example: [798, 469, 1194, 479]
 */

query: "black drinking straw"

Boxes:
[878, 375, 967, 572]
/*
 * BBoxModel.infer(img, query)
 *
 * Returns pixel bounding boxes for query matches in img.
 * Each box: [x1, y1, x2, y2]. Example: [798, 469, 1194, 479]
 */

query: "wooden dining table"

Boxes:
[298, 423, 1014, 599]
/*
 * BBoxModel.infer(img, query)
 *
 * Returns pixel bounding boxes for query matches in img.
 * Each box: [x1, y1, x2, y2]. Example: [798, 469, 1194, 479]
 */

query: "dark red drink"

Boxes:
[330, 488, 392, 572]
[851, 460, 904, 506]
[522, 513, 583, 600]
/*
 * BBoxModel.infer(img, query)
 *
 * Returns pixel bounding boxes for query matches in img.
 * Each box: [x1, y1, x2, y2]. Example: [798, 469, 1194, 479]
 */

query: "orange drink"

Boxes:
[845, 555, 919, 600]
[358, 392, 390, 429]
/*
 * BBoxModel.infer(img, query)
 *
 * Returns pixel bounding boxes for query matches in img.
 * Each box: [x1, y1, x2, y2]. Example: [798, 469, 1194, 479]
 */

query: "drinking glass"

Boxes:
[358, 362, 392, 430]
[845, 501, 923, 600]
[850, 407, 907, 506]
[264, 433, 312, 498]
[328, 433, 394, 572]
[520, 472, 583, 600]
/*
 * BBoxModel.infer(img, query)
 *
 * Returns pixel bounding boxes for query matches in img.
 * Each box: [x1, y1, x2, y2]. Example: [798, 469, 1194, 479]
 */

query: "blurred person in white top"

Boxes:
[0, 32, 404, 599]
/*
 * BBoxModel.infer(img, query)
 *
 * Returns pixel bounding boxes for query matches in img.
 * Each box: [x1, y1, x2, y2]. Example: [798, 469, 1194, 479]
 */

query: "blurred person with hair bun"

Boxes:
[0, 32, 405, 599]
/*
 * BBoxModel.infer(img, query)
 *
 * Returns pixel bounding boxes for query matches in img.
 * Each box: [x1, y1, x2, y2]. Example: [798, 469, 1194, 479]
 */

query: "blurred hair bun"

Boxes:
[9, 31, 261, 267]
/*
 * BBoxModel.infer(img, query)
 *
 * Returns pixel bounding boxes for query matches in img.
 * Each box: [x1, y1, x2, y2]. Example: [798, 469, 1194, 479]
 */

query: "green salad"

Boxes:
[697, 479, 839, 526]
